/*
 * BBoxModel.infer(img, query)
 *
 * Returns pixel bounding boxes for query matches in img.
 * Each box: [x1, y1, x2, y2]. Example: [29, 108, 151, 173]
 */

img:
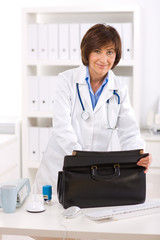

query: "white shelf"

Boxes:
[23, 6, 139, 13]
[26, 59, 82, 66]
[27, 112, 53, 118]
[28, 161, 40, 169]
[26, 59, 134, 67]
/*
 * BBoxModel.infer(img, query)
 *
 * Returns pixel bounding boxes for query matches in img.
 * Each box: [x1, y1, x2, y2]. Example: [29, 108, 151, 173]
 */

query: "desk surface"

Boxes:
[0, 195, 160, 240]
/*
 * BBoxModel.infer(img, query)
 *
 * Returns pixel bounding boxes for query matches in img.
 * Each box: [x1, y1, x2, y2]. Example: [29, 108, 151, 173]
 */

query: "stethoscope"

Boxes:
[76, 83, 120, 127]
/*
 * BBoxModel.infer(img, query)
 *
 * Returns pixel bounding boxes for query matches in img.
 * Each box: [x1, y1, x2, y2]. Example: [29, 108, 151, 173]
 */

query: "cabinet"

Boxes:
[22, 6, 141, 183]
[142, 131, 160, 198]
[0, 120, 21, 183]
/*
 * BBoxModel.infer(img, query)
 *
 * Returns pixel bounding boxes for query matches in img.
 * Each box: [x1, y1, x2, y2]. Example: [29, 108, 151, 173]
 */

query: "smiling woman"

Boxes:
[80, 24, 121, 92]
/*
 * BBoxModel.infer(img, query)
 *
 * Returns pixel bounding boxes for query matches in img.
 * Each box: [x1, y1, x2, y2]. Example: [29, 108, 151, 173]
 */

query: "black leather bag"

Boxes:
[57, 149, 148, 209]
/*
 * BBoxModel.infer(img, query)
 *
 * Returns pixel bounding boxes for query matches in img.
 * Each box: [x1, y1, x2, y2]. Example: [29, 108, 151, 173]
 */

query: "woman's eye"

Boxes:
[94, 49, 100, 53]
[107, 50, 113, 55]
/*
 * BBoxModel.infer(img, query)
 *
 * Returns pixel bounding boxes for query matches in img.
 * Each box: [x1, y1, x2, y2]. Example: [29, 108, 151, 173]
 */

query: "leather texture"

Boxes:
[57, 149, 148, 209]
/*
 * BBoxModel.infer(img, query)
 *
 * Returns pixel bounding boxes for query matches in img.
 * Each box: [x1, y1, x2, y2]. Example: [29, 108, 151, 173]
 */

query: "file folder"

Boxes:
[28, 76, 39, 112]
[38, 24, 48, 59]
[80, 23, 91, 42]
[48, 24, 58, 59]
[119, 76, 133, 104]
[59, 24, 69, 60]
[0, 178, 31, 208]
[109, 23, 123, 58]
[49, 76, 58, 112]
[28, 24, 38, 59]
[39, 127, 49, 161]
[69, 24, 80, 60]
[122, 23, 133, 60]
[29, 127, 39, 161]
[39, 77, 49, 112]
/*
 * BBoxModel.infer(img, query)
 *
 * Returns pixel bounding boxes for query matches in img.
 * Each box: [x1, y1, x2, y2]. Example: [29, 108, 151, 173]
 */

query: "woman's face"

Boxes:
[88, 43, 116, 80]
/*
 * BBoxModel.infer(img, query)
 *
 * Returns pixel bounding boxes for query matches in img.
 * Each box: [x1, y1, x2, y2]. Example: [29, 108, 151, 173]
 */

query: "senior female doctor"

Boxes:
[35, 24, 152, 193]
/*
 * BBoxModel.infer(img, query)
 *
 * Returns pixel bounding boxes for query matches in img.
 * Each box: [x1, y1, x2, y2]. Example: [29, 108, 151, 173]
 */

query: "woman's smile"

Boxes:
[96, 63, 108, 68]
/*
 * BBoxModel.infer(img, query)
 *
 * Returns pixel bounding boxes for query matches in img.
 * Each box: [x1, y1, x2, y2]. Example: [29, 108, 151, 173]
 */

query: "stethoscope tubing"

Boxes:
[76, 83, 120, 124]
[76, 83, 85, 111]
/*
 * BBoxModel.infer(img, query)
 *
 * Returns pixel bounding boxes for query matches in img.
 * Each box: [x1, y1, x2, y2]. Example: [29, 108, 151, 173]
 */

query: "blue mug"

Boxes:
[0, 185, 17, 213]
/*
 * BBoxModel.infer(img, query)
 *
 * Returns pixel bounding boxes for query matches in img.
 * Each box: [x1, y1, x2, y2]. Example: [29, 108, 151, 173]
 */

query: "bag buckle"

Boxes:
[91, 165, 97, 169]
[114, 164, 120, 168]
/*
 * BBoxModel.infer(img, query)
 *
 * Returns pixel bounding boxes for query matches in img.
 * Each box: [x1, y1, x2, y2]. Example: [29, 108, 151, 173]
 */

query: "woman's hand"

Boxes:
[137, 154, 152, 173]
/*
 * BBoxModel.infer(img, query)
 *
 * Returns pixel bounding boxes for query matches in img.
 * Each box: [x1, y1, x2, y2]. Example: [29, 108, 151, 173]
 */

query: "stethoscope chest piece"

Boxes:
[81, 111, 90, 120]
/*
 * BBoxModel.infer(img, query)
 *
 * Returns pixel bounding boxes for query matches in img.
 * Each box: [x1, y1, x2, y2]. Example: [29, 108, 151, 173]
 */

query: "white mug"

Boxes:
[0, 185, 17, 213]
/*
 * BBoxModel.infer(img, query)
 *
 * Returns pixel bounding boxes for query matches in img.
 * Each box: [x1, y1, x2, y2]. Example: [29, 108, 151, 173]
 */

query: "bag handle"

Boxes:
[91, 164, 120, 181]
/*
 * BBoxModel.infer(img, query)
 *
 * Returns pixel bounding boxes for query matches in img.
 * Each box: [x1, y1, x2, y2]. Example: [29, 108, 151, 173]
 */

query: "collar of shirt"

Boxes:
[85, 66, 108, 110]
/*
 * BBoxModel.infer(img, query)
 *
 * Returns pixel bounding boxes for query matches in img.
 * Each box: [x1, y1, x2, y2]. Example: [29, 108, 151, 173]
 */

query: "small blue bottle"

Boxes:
[42, 185, 52, 205]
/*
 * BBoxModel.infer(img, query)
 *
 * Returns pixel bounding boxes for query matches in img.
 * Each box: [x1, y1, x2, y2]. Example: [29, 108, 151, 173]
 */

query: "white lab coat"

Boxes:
[35, 65, 145, 193]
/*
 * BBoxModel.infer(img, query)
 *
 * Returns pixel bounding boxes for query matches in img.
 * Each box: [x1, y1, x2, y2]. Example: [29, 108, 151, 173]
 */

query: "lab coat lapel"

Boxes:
[79, 84, 93, 111]
[74, 65, 93, 112]
[94, 71, 118, 113]
[94, 87, 113, 113]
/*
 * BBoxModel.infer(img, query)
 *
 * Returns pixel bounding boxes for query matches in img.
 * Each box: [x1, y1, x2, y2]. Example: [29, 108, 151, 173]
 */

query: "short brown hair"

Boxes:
[81, 24, 122, 69]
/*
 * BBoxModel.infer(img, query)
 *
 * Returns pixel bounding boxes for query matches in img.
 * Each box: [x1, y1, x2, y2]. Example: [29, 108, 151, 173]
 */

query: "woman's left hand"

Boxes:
[137, 154, 152, 173]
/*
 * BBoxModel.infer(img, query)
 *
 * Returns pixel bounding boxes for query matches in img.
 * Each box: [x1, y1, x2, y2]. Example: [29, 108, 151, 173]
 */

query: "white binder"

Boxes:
[28, 76, 39, 112]
[69, 24, 80, 60]
[48, 24, 58, 60]
[48, 127, 53, 140]
[59, 24, 69, 60]
[119, 76, 133, 104]
[109, 23, 123, 58]
[29, 127, 39, 162]
[109, 23, 122, 39]
[122, 23, 132, 60]
[49, 76, 58, 112]
[38, 24, 48, 59]
[39, 127, 49, 161]
[28, 24, 38, 59]
[80, 23, 91, 42]
[39, 77, 49, 112]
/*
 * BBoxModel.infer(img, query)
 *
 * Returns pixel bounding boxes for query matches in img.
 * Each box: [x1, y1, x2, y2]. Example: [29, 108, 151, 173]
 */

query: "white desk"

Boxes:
[0, 195, 160, 240]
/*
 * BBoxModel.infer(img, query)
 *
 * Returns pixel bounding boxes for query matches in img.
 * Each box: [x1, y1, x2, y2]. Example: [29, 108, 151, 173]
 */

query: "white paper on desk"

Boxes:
[38, 24, 48, 59]
[59, 24, 69, 60]
[39, 76, 49, 112]
[28, 76, 39, 112]
[29, 127, 39, 162]
[48, 24, 58, 60]
[69, 23, 80, 60]
[28, 24, 38, 59]
[122, 23, 133, 60]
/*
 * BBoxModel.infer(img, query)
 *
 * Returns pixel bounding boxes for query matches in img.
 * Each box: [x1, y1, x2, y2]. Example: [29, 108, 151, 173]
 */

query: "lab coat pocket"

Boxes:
[105, 103, 120, 129]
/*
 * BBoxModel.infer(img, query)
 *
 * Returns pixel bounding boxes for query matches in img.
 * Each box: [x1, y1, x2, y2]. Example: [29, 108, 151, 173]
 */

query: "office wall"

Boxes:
[0, 0, 159, 128]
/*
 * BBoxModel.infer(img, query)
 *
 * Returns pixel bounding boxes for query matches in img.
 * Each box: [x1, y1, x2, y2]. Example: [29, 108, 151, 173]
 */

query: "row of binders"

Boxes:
[29, 126, 52, 162]
[28, 22, 132, 61]
[28, 75, 132, 113]
[28, 76, 58, 112]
